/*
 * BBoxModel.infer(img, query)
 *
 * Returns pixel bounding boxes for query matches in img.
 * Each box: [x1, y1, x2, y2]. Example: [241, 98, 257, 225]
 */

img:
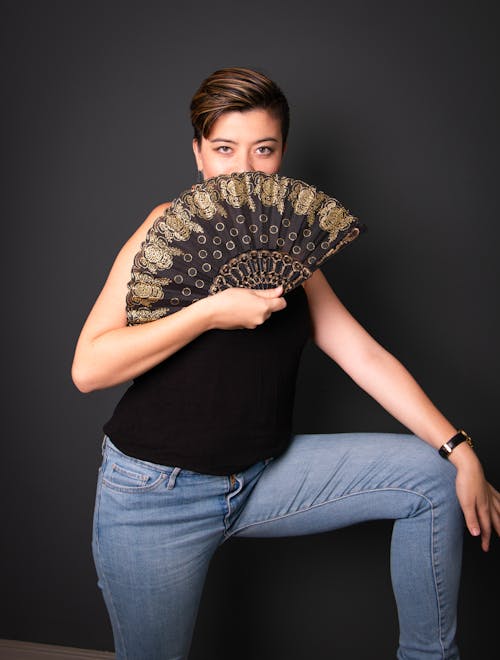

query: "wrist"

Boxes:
[437, 428, 478, 468]
[194, 295, 216, 331]
[447, 440, 478, 469]
[438, 428, 473, 457]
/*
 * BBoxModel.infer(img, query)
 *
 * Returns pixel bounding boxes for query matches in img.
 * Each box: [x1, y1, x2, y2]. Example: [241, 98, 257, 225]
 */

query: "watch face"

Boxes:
[439, 443, 452, 458]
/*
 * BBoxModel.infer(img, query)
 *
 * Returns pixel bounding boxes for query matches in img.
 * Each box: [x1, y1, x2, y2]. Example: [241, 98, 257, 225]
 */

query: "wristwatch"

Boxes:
[438, 429, 474, 459]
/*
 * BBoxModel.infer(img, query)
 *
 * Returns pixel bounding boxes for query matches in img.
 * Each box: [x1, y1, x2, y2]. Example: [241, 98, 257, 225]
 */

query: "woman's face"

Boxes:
[192, 108, 286, 180]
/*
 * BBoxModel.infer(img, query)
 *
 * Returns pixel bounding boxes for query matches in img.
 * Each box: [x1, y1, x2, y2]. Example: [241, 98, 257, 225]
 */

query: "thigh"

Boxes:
[225, 432, 459, 539]
[92, 437, 225, 660]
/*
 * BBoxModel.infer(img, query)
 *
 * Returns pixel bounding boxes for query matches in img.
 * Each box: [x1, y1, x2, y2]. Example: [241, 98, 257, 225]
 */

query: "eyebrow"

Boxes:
[209, 137, 280, 144]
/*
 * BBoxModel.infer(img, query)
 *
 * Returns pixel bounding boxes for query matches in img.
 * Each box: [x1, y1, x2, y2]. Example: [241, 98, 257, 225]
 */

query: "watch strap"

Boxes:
[438, 429, 474, 459]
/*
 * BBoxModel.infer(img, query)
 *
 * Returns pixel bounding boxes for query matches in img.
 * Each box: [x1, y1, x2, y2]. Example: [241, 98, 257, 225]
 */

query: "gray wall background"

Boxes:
[1, 0, 498, 657]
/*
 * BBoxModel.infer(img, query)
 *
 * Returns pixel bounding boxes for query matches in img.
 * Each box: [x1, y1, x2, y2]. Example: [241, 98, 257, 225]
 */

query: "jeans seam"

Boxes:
[102, 472, 168, 494]
[227, 486, 433, 536]
[94, 459, 127, 659]
[430, 497, 445, 658]
[226, 485, 446, 654]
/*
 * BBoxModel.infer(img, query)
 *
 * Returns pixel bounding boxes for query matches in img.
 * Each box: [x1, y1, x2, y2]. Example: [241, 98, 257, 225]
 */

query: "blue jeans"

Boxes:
[92, 432, 464, 660]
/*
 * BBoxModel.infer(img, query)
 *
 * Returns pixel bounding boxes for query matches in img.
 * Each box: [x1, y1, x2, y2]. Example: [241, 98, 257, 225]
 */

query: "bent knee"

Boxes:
[399, 434, 458, 499]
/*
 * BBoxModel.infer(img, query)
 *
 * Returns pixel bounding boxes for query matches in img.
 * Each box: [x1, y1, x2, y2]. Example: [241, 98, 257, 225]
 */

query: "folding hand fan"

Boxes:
[126, 171, 367, 324]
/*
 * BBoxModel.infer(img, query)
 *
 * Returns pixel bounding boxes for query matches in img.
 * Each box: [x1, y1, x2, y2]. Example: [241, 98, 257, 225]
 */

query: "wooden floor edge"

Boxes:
[0, 639, 114, 659]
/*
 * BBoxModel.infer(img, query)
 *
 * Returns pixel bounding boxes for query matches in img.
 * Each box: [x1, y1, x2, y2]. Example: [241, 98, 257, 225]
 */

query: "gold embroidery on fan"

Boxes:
[316, 227, 361, 266]
[156, 208, 203, 242]
[317, 200, 358, 242]
[219, 174, 256, 211]
[125, 172, 363, 324]
[253, 173, 289, 213]
[135, 235, 185, 274]
[127, 307, 170, 325]
[209, 249, 312, 294]
[127, 273, 171, 307]
[288, 182, 321, 220]
[184, 187, 227, 220]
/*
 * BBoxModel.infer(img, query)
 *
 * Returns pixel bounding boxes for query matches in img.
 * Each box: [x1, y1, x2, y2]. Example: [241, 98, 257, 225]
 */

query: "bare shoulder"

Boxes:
[122, 201, 172, 255]
[112, 199, 173, 297]
[75, 201, 172, 339]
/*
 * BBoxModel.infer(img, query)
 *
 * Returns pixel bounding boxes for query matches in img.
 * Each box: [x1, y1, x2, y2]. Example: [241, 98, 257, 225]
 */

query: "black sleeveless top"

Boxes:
[102, 285, 312, 475]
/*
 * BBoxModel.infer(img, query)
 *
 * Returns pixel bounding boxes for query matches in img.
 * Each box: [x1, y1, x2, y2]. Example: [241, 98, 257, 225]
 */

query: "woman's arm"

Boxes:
[71, 203, 287, 393]
[303, 269, 459, 451]
[302, 268, 500, 550]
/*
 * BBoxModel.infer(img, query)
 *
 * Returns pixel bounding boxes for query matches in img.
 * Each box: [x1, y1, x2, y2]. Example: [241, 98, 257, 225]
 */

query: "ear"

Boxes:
[192, 138, 203, 171]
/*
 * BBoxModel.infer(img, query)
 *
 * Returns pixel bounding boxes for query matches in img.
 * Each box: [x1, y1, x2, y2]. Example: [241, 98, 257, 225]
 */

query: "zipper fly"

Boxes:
[224, 472, 242, 535]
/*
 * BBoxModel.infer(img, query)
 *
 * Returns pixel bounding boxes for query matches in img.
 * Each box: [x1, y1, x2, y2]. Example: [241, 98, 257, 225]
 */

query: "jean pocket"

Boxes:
[102, 458, 169, 493]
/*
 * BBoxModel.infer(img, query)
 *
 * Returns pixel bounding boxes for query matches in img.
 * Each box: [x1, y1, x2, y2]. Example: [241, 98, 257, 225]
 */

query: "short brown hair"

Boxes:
[190, 67, 290, 146]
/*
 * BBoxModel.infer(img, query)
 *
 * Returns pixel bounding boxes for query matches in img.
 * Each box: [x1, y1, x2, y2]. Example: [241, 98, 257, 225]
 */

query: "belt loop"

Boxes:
[101, 434, 107, 455]
[167, 467, 182, 490]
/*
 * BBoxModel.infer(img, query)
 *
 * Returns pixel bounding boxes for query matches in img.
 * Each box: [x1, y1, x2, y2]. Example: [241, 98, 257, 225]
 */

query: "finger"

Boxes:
[461, 502, 481, 538]
[488, 486, 500, 535]
[487, 485, 500, 518]
[477, 502, 492, 552]
[492, 491, 500, 512]
[486, 481, 500, 497]
[489, 486, 500, 507]
[273, 298, 287, 311]
[253, 285, 283, 297]
[491, 504, 500, 538]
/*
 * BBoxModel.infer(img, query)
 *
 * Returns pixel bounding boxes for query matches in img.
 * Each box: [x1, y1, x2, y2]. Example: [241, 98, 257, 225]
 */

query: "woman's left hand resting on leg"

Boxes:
[450, 446, 500, 551]
[302, 269, 500, 552]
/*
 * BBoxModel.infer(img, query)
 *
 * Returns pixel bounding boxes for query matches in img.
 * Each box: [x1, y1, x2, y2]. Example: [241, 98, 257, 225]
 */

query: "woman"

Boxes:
[72, 67, 499, 660]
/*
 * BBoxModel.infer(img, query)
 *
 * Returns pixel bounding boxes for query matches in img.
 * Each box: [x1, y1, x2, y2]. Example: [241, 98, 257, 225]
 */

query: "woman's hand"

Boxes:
[453, 451, 500, 552]
[205, 284, 287, 330]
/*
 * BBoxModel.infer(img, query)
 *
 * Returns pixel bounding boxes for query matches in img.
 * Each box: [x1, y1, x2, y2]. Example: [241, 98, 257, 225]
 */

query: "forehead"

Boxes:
[207, 108, 282, 140]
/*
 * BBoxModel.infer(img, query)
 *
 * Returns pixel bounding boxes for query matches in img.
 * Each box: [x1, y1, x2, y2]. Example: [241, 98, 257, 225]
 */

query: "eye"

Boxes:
[256, 146, 273, 155]
[216, 145, 232, 154]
